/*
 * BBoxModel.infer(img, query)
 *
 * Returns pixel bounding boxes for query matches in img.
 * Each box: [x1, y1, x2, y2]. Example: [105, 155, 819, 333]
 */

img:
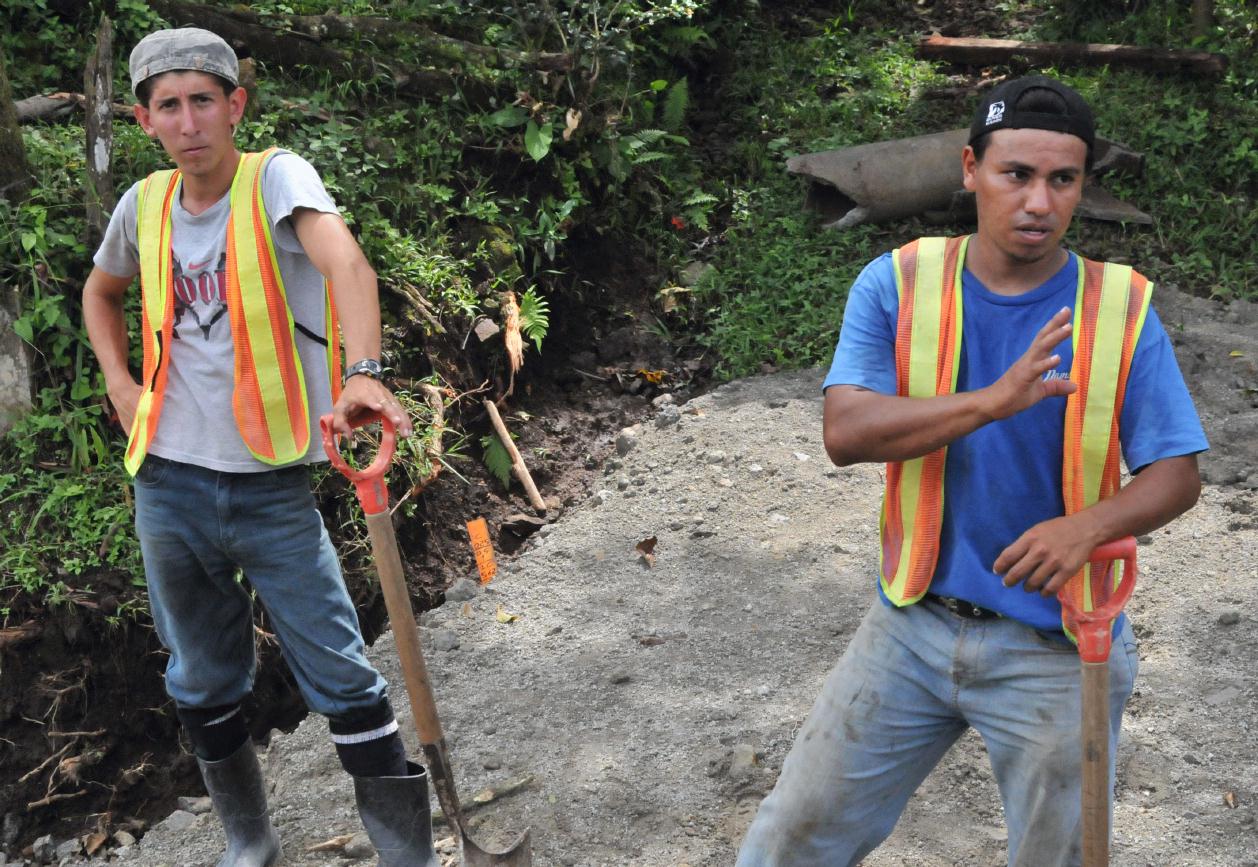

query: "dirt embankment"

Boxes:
[116, 284, 1258, 867]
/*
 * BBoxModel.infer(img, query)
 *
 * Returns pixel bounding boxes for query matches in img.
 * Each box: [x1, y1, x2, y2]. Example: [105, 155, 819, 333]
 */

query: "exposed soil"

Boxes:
[119, 281, 1258, 867]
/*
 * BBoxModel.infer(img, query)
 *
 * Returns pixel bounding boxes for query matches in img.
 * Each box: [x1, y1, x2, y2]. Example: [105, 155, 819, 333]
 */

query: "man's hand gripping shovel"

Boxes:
[1058, 537, 1138, 867]
[322, 412, 532, 866]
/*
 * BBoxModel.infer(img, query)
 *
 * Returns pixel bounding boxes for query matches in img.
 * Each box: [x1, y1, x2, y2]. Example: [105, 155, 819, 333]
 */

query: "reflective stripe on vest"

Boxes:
[126, 149, 339, 475]
[124, 169, 180, 475]
[880, 237, 1152, 623]
[880, 236, 968, 605]
[1060, 259, 1151, 627]
[226, 149, 311, 465]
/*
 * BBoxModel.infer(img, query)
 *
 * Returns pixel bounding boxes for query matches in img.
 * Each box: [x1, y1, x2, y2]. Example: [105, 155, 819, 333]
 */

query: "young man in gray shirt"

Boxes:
[83, 27, 435, 867]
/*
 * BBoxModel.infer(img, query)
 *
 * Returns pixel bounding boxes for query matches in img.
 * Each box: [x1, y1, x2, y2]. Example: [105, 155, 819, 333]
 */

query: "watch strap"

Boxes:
[342, 358, 384, 385]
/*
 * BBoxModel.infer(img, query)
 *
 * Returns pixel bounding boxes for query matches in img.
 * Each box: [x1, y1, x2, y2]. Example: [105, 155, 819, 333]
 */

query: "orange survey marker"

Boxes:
[465, 517, 497, 584]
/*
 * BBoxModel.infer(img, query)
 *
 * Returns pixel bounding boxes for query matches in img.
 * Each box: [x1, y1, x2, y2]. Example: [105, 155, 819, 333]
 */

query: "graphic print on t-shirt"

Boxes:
[170, 251, 228, 341]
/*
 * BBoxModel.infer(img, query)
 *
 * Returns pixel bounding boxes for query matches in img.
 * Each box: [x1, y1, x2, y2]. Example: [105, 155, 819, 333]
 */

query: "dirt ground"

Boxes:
[112, 283, 1258, 867]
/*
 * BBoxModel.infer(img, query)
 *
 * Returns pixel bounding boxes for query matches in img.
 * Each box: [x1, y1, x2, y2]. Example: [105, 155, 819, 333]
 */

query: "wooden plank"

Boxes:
[918, 35, 1227, 76]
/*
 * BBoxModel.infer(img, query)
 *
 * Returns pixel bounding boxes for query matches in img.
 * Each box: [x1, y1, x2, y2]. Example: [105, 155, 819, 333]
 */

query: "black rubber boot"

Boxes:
[353, 761, 440, 867]
[197, 740, 283, 867]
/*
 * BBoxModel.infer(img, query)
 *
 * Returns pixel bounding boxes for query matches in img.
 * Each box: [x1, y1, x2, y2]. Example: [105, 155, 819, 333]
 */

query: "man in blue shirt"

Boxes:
[736, 76, 1206, 866]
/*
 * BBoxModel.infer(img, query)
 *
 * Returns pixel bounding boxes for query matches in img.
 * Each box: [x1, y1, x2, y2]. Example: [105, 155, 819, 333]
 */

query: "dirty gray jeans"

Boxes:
[736, 598, 1137, 866]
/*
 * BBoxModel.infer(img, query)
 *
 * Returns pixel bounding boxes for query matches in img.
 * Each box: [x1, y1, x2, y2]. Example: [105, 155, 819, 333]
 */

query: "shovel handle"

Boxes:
[319, 412, 396, 515]
[1058, 536, 1138, 664]
[1080, 660, 1111, 867]
[319, 412, 446, 745]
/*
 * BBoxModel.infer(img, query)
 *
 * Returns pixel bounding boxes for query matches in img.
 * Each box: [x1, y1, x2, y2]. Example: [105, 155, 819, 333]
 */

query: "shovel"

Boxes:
[1058, 536, 1138, 867]
[321, 411, 532, 866]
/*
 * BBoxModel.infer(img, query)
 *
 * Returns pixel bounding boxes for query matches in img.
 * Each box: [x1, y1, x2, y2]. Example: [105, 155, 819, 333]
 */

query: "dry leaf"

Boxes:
[562, 108, 582, 141]
[656, 285, 690, 313]
[502, 291, 524, 374]
[637, 368, 667, 384]
[495, 604, 520, 623]
[306, 834, 355, 853]
[1224, 791, 1239, 809]
[460, 601, 474, 618]
[636, 535, 658, 567]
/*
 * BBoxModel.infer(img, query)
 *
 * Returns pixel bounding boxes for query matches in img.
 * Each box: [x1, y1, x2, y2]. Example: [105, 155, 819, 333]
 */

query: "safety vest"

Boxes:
[880, 236, 1152, 626]
[125, 148, 341, 475]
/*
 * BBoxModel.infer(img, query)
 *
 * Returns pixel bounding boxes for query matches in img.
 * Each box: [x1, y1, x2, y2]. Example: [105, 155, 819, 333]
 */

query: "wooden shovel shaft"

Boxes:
[364, 510, 466, 825]
[1081, 660, 1110, 867]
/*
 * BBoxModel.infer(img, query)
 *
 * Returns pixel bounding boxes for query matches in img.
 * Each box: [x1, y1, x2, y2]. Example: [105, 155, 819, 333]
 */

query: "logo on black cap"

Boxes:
[986, 101, 1005, 126]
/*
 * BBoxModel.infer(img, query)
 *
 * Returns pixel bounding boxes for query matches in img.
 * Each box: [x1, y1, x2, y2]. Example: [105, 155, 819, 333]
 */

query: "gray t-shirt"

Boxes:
[94, 151, 339, 472]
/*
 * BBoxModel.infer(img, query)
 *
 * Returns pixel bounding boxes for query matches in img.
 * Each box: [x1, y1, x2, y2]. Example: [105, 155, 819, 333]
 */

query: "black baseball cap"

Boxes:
[968, 75, 1095, 150]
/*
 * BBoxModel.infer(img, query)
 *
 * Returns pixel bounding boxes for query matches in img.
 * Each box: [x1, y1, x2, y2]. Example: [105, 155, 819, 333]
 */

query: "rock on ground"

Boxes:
[118, 288, 1258, 867]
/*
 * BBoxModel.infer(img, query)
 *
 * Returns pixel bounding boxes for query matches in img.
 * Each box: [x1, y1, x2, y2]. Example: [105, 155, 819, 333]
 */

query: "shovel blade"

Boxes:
[462, 827, 531, 866]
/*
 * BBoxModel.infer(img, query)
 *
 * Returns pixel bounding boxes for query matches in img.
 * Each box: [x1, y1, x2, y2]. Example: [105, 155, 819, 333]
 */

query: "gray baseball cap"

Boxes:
[129, 27, 239, 97]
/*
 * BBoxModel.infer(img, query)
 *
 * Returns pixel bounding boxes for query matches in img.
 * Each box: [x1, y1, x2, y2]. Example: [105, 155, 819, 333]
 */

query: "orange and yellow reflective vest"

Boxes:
[126, 148, 341, 475]
[879, 236, 1152, 626]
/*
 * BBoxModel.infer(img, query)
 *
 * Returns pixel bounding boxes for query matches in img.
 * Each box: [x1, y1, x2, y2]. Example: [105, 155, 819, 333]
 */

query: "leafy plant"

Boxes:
[518, 286, 551, 352]
[480, 434, 514, 487]
[661, 78, 689, 131]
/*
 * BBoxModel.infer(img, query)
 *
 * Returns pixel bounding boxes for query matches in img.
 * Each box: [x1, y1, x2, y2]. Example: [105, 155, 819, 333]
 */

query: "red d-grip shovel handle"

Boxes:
[320, 412, 396, 515]
[1058, 536, 1138, 663]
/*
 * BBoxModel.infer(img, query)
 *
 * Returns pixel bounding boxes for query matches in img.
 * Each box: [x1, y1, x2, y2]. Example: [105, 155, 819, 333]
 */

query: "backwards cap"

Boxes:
[129, 27, 239, 98]
[969, 75, 1095, 150]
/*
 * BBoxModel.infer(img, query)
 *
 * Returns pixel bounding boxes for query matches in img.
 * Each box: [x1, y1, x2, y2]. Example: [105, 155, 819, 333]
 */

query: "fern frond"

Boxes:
[662, 78, 689, 132]
[518, 286, 550, 352]
[481, 434, 514, 487]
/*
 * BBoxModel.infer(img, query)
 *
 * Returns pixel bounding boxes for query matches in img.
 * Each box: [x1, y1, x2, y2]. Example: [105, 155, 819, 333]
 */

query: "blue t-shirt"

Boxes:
[823, 250, 1208, 631]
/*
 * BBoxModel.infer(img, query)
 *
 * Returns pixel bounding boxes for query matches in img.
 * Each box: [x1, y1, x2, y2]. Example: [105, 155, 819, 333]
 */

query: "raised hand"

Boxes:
[982, 306, 1077, 421]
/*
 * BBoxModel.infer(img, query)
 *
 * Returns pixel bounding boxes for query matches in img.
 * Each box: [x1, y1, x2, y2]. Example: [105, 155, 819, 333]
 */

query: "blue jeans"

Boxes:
[133, 455, 388, 717]
[736, 598, 1138, 867]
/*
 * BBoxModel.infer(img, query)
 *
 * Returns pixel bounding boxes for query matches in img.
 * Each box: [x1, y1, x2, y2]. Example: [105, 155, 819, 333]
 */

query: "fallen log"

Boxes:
[15, 93, 133, 124]
[918, 34, 1227, 77]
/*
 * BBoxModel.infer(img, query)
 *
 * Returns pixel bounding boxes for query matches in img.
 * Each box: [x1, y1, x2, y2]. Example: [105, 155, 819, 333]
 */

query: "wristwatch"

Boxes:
[342, 358, 384, 385]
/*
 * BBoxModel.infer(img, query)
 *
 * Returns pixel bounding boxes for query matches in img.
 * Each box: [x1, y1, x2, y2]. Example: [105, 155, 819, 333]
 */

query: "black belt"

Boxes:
[924, 593, 1002, 620]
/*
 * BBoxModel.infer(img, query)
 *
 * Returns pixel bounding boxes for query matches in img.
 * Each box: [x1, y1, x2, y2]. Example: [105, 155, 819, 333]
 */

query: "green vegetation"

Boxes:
[2, 0, 1257, 617]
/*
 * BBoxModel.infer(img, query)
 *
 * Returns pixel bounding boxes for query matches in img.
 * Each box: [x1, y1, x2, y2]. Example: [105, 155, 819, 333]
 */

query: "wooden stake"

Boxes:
[483, 400, 546, 514]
